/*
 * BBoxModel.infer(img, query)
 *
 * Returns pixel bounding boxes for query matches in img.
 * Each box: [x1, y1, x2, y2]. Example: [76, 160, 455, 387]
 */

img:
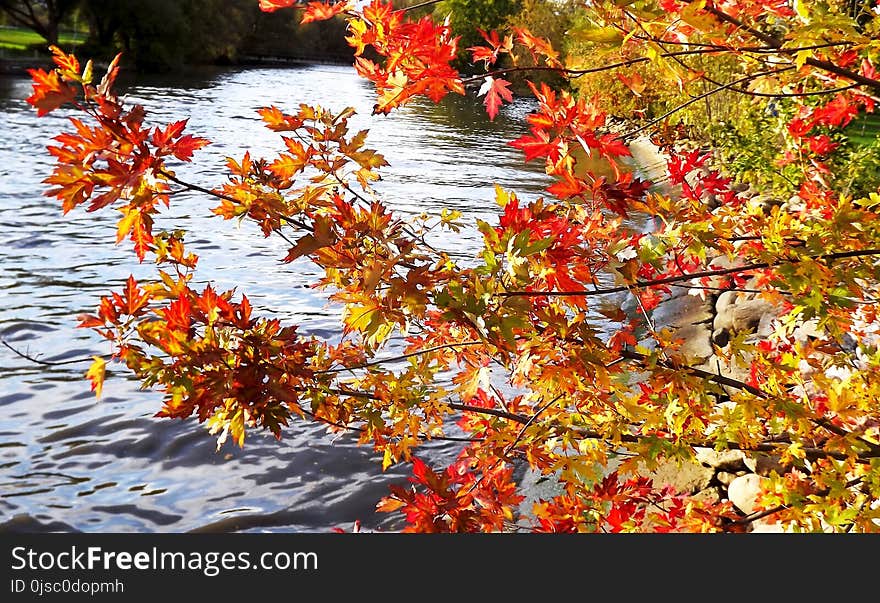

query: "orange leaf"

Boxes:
[300, 1, 352, 24]
[26, 68, 76, 116]
[259, 0, 298, 12]
[617, 73, 646, 97]
[172, 135, 210, 162]
[376, 497, 406, 513]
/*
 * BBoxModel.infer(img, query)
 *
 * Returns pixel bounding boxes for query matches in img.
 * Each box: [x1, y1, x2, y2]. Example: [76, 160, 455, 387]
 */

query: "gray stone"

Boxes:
[727, 473, 767, 515]
[712, 327, 730, 347]
[714, 290, 739, 319]
[715, 296, 779, 336]
[639, 459, 714, 494]
[751, 520, 786, 533]
[653, 293, 713, 329]
[671, 323, 714, 363]
[695, 448, 748, 471]
[755, 455, 789, 477]
[793, 318, 823, 344]
[731, 299, 778, 333]
[749, 194, 783, 212]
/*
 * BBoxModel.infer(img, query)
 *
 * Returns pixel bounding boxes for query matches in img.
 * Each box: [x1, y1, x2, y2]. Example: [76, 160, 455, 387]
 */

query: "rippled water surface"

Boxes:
[0, 64, 574, 532]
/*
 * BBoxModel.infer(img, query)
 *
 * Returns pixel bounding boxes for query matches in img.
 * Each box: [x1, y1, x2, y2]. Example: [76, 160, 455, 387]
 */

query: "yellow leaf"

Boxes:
[85, 356, 106, 399]
[680, 1, 717, 31]
[116, 207, 141, 244]
[82, 60, 93, 85]
[794, 50, 812, 70]
[568, 24, 623, 44]
[382, 447, 394, 470]
[495, 184, 511, 208]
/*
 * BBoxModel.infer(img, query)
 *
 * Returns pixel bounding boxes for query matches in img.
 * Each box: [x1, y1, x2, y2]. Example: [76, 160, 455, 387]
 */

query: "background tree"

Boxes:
[432, 0, 522, 66]
[77, 0, 258, 71]
[0, 0, 79, 46]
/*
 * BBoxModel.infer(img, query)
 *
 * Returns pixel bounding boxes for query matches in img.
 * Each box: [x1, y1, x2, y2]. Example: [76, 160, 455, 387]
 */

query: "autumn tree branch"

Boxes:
[696, 0, 880, 92]
[496, 248, 880, 298]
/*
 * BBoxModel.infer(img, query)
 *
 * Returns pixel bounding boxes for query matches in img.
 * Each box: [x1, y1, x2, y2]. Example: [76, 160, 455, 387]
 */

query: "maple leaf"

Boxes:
[478, 77, 513, 121]
[130, 213, 155, 262]
[48, 45, 80, 77]
[806, 135, 838, 156]
[259, 0, 297, 12]
[815, 94, 860, 128]
[300, 1, 352, 24]
[26, 68, 77, 117]
[120, 275, 151, 316]
[152, 120, 188, 148]
[469, 45, 497, 64]
[172, 135, 210, 162]
[509, 130, 558, 162]
[162, 295, 192, 333]
[258, 106, 304, 131]
[546, 172, 587, 200]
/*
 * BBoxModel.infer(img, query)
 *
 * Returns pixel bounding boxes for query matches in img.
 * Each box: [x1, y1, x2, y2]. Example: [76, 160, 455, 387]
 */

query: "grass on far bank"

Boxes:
[0, 26, 83, 51]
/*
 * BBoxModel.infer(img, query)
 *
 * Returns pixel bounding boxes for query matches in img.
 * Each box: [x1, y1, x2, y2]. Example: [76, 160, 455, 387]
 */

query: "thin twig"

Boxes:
[1, 338, 109, 366]
[620, 67, 794, 140]
[313, 340, 485, 374]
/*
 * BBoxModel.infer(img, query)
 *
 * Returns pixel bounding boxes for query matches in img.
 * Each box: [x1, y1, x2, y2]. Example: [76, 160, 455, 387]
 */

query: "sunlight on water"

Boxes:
[0, 64, 617, 532]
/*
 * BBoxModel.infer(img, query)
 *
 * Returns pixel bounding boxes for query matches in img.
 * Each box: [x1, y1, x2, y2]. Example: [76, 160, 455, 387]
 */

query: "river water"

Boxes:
[0, 64, 644, 532]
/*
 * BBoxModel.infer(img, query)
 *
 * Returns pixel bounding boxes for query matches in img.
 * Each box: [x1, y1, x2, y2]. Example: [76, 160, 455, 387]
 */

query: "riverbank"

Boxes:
[0, 50, 354, 76]
[514, 133, 810, 532]
[0, 55, 53, 75]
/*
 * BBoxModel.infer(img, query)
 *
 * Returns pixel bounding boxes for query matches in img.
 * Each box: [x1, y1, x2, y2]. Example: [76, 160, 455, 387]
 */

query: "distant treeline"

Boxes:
[1, 0, 582, 73]
[0, 0, 353, 71]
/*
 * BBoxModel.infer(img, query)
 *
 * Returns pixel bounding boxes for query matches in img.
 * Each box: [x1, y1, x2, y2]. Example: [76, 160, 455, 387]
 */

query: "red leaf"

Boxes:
[131, 213, 154, 262]
[509, 130, 558, 162]
[259, 0, 298, 12]
[546, 172, 587, 199]
[300, 1, 352, 24]
[806, 135, 838, 156]
[121, 276, 150, 316]
[162, 295, 192, 333]
[172, 135, 210, 162]
[814, 94, 860, 128]
[598, 134, 631, 158]
[479, 77, 513, 121]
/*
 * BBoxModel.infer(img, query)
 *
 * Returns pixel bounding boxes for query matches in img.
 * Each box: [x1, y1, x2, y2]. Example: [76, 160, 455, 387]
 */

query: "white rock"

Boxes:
[727, 474, 767, 515]
[751, 520, 787, 533]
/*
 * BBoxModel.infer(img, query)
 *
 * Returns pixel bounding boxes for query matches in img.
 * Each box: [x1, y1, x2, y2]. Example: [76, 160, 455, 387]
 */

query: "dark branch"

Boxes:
[497, 249, 880, 298]
[158, 170, 313, 232]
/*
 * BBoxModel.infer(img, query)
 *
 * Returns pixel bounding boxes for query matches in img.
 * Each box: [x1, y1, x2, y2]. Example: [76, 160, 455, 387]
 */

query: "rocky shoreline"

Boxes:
[628, 135, 796, 531]
[517, 133, 816, 532]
